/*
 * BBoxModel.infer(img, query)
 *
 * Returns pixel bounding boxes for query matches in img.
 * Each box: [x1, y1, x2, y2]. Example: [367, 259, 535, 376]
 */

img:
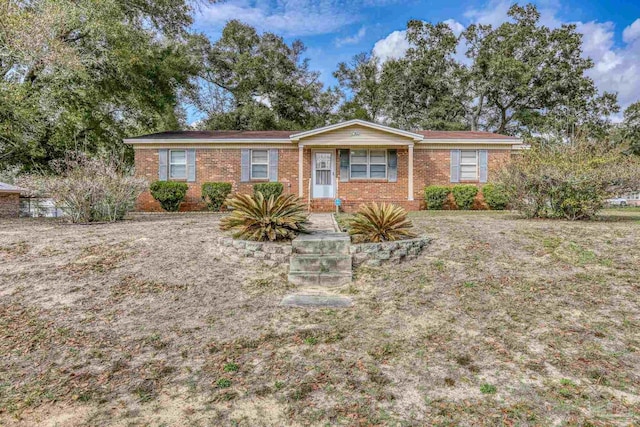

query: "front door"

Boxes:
[312, 151, 334, 198]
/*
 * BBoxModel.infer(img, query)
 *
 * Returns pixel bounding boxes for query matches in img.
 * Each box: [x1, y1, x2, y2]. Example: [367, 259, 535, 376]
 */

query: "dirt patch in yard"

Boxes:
[1, 210, 639, 426]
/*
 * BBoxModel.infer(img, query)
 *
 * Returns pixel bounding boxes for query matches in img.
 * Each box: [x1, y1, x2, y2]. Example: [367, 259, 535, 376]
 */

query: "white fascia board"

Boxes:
[290, 119, 424, 141]
[123, 138, 292, 144]
[418, 139, 521, 144]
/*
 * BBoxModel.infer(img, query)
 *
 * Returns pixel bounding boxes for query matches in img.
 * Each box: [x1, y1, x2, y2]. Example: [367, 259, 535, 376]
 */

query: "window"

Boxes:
[169, 150, 187, 179]
[460, 150, 478, 181]
[251, 149, 269, 179]
[315, 153, 332, 185]
[350, 149, 387, 179]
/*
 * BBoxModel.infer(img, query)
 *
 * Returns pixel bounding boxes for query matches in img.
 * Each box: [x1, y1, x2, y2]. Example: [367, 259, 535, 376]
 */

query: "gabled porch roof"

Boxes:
[290, 119, 424, 142]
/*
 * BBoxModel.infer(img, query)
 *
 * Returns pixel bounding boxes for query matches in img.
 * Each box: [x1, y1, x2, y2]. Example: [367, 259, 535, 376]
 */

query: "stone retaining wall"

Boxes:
[350, 236, 431, 267]
[212, 236, 292, 267]
[212, 235, 430, 268]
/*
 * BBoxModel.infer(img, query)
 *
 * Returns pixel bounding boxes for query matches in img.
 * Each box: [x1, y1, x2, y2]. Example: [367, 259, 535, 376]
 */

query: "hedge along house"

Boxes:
[125, 119, 523, 212]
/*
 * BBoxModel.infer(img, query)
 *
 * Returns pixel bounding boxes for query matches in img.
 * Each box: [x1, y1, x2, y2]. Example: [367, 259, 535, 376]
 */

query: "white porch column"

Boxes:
[408, 143, 414, 201]
[298, 144, 304, 197]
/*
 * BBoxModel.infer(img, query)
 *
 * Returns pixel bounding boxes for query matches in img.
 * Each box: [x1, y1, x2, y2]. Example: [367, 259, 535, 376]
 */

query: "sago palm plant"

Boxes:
[220, 192, 309, 241]
[348, 202, 416, 243]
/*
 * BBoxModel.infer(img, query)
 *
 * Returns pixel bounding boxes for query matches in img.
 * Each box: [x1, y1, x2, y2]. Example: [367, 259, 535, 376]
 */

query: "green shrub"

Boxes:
[201, 182, 232, 211]
[496, 142, 640, 220]
[452, 185, 479, 210]
[482, 184, 509, 210]
[220, 192, 308, 241]
[149, 181, 188, 212]
[424, 185, 451, 210]
[253, 182, 283, 200]
[348, 202, 416, 243]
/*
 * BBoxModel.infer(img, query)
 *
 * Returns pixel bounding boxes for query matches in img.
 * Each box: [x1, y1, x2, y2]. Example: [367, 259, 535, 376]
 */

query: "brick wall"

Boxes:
[134, 148, 298, 211]
[413, 148, 511, 209]
[133, 147, 512, 212]
[0, 193, 20, 218]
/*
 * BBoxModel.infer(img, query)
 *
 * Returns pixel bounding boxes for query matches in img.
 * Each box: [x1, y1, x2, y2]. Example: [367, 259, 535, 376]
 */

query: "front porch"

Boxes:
[292, 121, 421, 212]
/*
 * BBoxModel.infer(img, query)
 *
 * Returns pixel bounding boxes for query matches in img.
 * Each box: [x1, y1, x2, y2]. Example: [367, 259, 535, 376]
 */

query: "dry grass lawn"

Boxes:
[1, 209, 639, 426]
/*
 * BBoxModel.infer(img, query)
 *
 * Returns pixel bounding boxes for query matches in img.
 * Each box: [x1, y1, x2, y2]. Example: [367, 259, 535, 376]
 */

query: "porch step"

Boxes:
[288, 232, 352, 287]
[291, 232, 350, 255]
[289, 254, 352, 274]
[288, 271, 352, 286]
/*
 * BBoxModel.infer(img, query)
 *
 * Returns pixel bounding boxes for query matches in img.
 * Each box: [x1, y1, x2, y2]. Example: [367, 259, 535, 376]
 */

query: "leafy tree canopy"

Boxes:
[199, 20, 340, 131]
[617, 102, 640, 156]
[1, 0, 209, 172]
[1, 1, 636, 173]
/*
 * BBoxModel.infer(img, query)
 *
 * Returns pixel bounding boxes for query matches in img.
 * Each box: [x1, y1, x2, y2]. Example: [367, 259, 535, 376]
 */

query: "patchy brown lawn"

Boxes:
[0, 210, 639, 426]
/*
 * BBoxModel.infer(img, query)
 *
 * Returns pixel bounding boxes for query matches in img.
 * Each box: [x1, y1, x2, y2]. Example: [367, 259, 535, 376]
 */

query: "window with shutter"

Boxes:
[460, 150, 478, 181]
[250, 150, 269, 179]
[169, 150, 187, 179]
[349, 149, 387, 179]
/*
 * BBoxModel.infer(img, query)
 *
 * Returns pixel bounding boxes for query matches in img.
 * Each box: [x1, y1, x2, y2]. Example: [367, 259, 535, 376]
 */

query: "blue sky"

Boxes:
[192, 0, 640, 117]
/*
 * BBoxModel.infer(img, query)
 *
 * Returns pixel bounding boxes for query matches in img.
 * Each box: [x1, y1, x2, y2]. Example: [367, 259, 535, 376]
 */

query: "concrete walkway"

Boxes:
[307, 213, 340, 233]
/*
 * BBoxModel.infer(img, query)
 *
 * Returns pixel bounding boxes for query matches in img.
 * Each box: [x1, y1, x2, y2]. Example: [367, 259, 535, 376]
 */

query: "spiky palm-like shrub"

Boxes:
[220, 192, 309, 241]
[348, 202, 416, 243]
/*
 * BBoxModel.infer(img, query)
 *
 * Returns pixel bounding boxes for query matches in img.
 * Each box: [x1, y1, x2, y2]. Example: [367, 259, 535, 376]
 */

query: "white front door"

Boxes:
[312, 151, 335, 198]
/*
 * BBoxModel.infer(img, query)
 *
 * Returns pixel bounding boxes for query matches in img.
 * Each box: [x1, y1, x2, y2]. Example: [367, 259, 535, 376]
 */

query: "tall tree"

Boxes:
[1, 0, 208, 171]
[618, 102, 640, 156]
[200, 20, 339, 130]
[334, 53, 387, 122]
[392, 20, 467, 130]
[462, 4, 619, 137]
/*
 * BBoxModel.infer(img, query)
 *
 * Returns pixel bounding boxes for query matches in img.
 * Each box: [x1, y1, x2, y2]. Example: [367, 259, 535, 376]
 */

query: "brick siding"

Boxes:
[134, 147, 512, 212]
[0, 193, 20, 218]
[135, 148, 298, 211]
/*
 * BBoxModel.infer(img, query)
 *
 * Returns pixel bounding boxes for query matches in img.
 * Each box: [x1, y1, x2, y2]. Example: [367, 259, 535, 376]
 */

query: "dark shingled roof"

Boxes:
[127, 129, 518, 141]
[126, 130, 294, 140]
[417, 130, 517, 140]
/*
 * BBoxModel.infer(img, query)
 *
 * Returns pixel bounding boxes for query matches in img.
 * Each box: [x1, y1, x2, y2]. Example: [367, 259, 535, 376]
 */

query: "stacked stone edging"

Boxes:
[212, 235, 430, 269]
[212, 236, 292, 266]
[350, 236, 431, 267]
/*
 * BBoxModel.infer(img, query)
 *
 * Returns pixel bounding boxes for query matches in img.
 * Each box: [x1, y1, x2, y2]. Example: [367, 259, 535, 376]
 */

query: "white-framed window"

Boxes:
[350, 149, 387, 179]
[460, 150, 478, 181]
[169, 150, 187, 179]
[251, 149, 269, 179]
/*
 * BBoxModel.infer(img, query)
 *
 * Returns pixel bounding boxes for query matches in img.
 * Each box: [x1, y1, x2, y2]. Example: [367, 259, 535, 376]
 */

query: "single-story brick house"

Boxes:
[0, 182, 24, 218]
[125, 119, 523, 212]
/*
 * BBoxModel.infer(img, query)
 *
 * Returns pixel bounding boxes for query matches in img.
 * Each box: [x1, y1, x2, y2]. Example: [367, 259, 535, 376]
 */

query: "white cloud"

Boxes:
[335, 26, 367, 47]
[197, 0, 359, 37]
[577, 20, 640, 110]
[443, 19, 465, 36]
[372, 19, 466, 63]
[622, 18, 640, 43]
[372, 29, 409, 61]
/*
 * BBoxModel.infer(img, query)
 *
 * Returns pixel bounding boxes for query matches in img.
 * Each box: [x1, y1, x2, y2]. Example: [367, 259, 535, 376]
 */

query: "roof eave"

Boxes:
[123, 138, 293, 144]
[419, 138, 522, 144]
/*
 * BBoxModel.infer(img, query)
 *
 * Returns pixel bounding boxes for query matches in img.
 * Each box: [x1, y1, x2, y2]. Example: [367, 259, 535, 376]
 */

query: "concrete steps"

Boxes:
[288, 232, 352, 287]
